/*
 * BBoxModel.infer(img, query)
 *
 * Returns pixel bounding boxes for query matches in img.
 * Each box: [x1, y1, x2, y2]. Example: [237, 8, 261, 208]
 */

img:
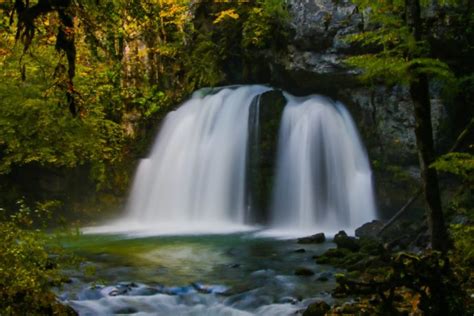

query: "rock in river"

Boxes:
[297, 233, 326, 244]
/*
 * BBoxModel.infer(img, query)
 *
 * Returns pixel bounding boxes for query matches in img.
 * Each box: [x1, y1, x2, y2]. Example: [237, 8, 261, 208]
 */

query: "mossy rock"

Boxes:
[314, 248, 352, 266]
[303, 300, 330, 316]
[358, 237, 385, 256]
[334, 231, 360, 251]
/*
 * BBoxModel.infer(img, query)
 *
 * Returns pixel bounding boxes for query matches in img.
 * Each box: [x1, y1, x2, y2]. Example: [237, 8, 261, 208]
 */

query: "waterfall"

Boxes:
[269, 94, 376, 234]
[86, 85, 376, 236]
[91, 85, 271, 235]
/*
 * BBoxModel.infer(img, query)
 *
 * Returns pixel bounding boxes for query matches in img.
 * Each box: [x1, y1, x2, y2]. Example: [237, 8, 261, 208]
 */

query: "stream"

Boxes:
[59, 232, 341, 315]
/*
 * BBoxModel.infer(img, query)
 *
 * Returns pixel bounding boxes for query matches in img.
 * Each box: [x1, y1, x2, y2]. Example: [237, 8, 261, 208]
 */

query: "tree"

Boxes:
[0, 0, 289, 202]
[345, 0, 463, 252]
[8, 0, 77, 115]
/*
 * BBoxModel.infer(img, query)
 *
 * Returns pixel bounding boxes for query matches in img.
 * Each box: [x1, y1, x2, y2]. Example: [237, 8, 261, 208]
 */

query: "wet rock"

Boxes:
[229, 263, 241, 268]
[58, 292, 69, 301]
[77, 285, 105, 300]
[294, 248, 306, 253]
[224, 291, 272, 309]
[251, 269, 275, 278]
[192, 283, 228, 294]
[333, 231, 360, 251]
[317, 276, 328, 282]
[165, 286, 196, 295]
[303, 300, 330, 316]
[347, 255, 386, 272]
[315, 247, 365, 268]
[294, 267, 315, 276]
[297, 233, 326, 244]
[321, 248, 350, 258]
[114, 307, 138, 314]
[317, 271, 332, 282]
[358, 237, 385, 256]
[59, 303, 79, 316]
[131, 286, 161, 296]
[355, 220, 384, 238]
[246, 90, 287, 223]
[60, 277, 73, 284]
[98, 283, 139, 297]
[279, 296, 299, 304]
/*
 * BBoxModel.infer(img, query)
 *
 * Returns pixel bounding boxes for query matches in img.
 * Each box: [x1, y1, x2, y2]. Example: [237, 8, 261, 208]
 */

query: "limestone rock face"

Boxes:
[269, 0, 448, 166]
[272, 0, 363, 94]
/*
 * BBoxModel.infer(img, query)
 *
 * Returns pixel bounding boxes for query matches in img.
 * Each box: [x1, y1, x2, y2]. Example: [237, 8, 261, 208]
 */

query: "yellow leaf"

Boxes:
[213, 9, 239, 24]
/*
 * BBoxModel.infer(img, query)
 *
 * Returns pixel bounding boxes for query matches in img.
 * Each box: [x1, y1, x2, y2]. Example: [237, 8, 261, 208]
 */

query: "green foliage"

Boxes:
[0, 0, 289, 207]
[432, 151, 474, 217]
[242, 0, 289, 50]
[450, 221, 474, 313]
[345, 0, 455, 86]
[0, 201, 75, 315]
[0, 45, 124, 186]
[334, 250, 467, 315]
[450, 224, 474, 266]
[185, 33, 225, 89]
[432, 152, 474, 180]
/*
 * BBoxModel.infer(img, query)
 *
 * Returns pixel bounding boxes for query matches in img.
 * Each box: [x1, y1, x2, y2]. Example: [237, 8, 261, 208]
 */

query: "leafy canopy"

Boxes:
[345, 0, 456, 85]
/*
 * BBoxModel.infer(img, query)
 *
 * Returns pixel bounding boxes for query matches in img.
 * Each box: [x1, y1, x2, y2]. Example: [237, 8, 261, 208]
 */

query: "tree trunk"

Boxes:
[406, 0, 448, 252]
[409, 75, 448, 252]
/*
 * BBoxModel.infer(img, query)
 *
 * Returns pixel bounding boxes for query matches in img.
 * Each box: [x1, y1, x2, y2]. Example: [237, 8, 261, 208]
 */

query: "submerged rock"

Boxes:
[131, 286, 161, 296]
[114, 307, 138, 314]
[192, 283, 228, 295]
[76, 285, 106, 300]
[279, 296, 299, 304]
[294, 248, 306, 253]
[224, 290, 273, 310]
[316, 271, 333, 282]
[297, 233, 326, 244]
[294, 267, 315, 276]
[165, 286, 196, 295]
[303, 300, 330, 316]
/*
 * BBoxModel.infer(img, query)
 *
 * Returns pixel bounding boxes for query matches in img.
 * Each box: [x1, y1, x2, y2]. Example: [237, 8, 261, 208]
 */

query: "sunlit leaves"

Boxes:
[0, 44, 124, 182]
[0, 201, 73, 314]
[214, 9, 240, 24]
[432, 152, 474, 180]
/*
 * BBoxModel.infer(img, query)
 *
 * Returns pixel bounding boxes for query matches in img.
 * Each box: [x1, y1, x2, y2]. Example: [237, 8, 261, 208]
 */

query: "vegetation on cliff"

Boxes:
[0, 0, 289, 210]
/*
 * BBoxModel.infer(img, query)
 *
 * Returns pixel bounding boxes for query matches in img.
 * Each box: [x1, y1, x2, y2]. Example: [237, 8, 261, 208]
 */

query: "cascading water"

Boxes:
[86, 85, 376, 236]
[269, 94, 376, 235]
[89, 85, 271, 235]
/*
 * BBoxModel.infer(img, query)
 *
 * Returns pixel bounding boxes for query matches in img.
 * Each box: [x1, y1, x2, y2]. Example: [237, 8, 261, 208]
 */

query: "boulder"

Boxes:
[297, 232, 326, 244]
[303, 300, 330, 316]
[333, 231, 360, 251]
[294, 248, 306, 253]
[355, 220, 384, 238]
[294, 267, 315, 276]
[317, 271, 332, 282]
